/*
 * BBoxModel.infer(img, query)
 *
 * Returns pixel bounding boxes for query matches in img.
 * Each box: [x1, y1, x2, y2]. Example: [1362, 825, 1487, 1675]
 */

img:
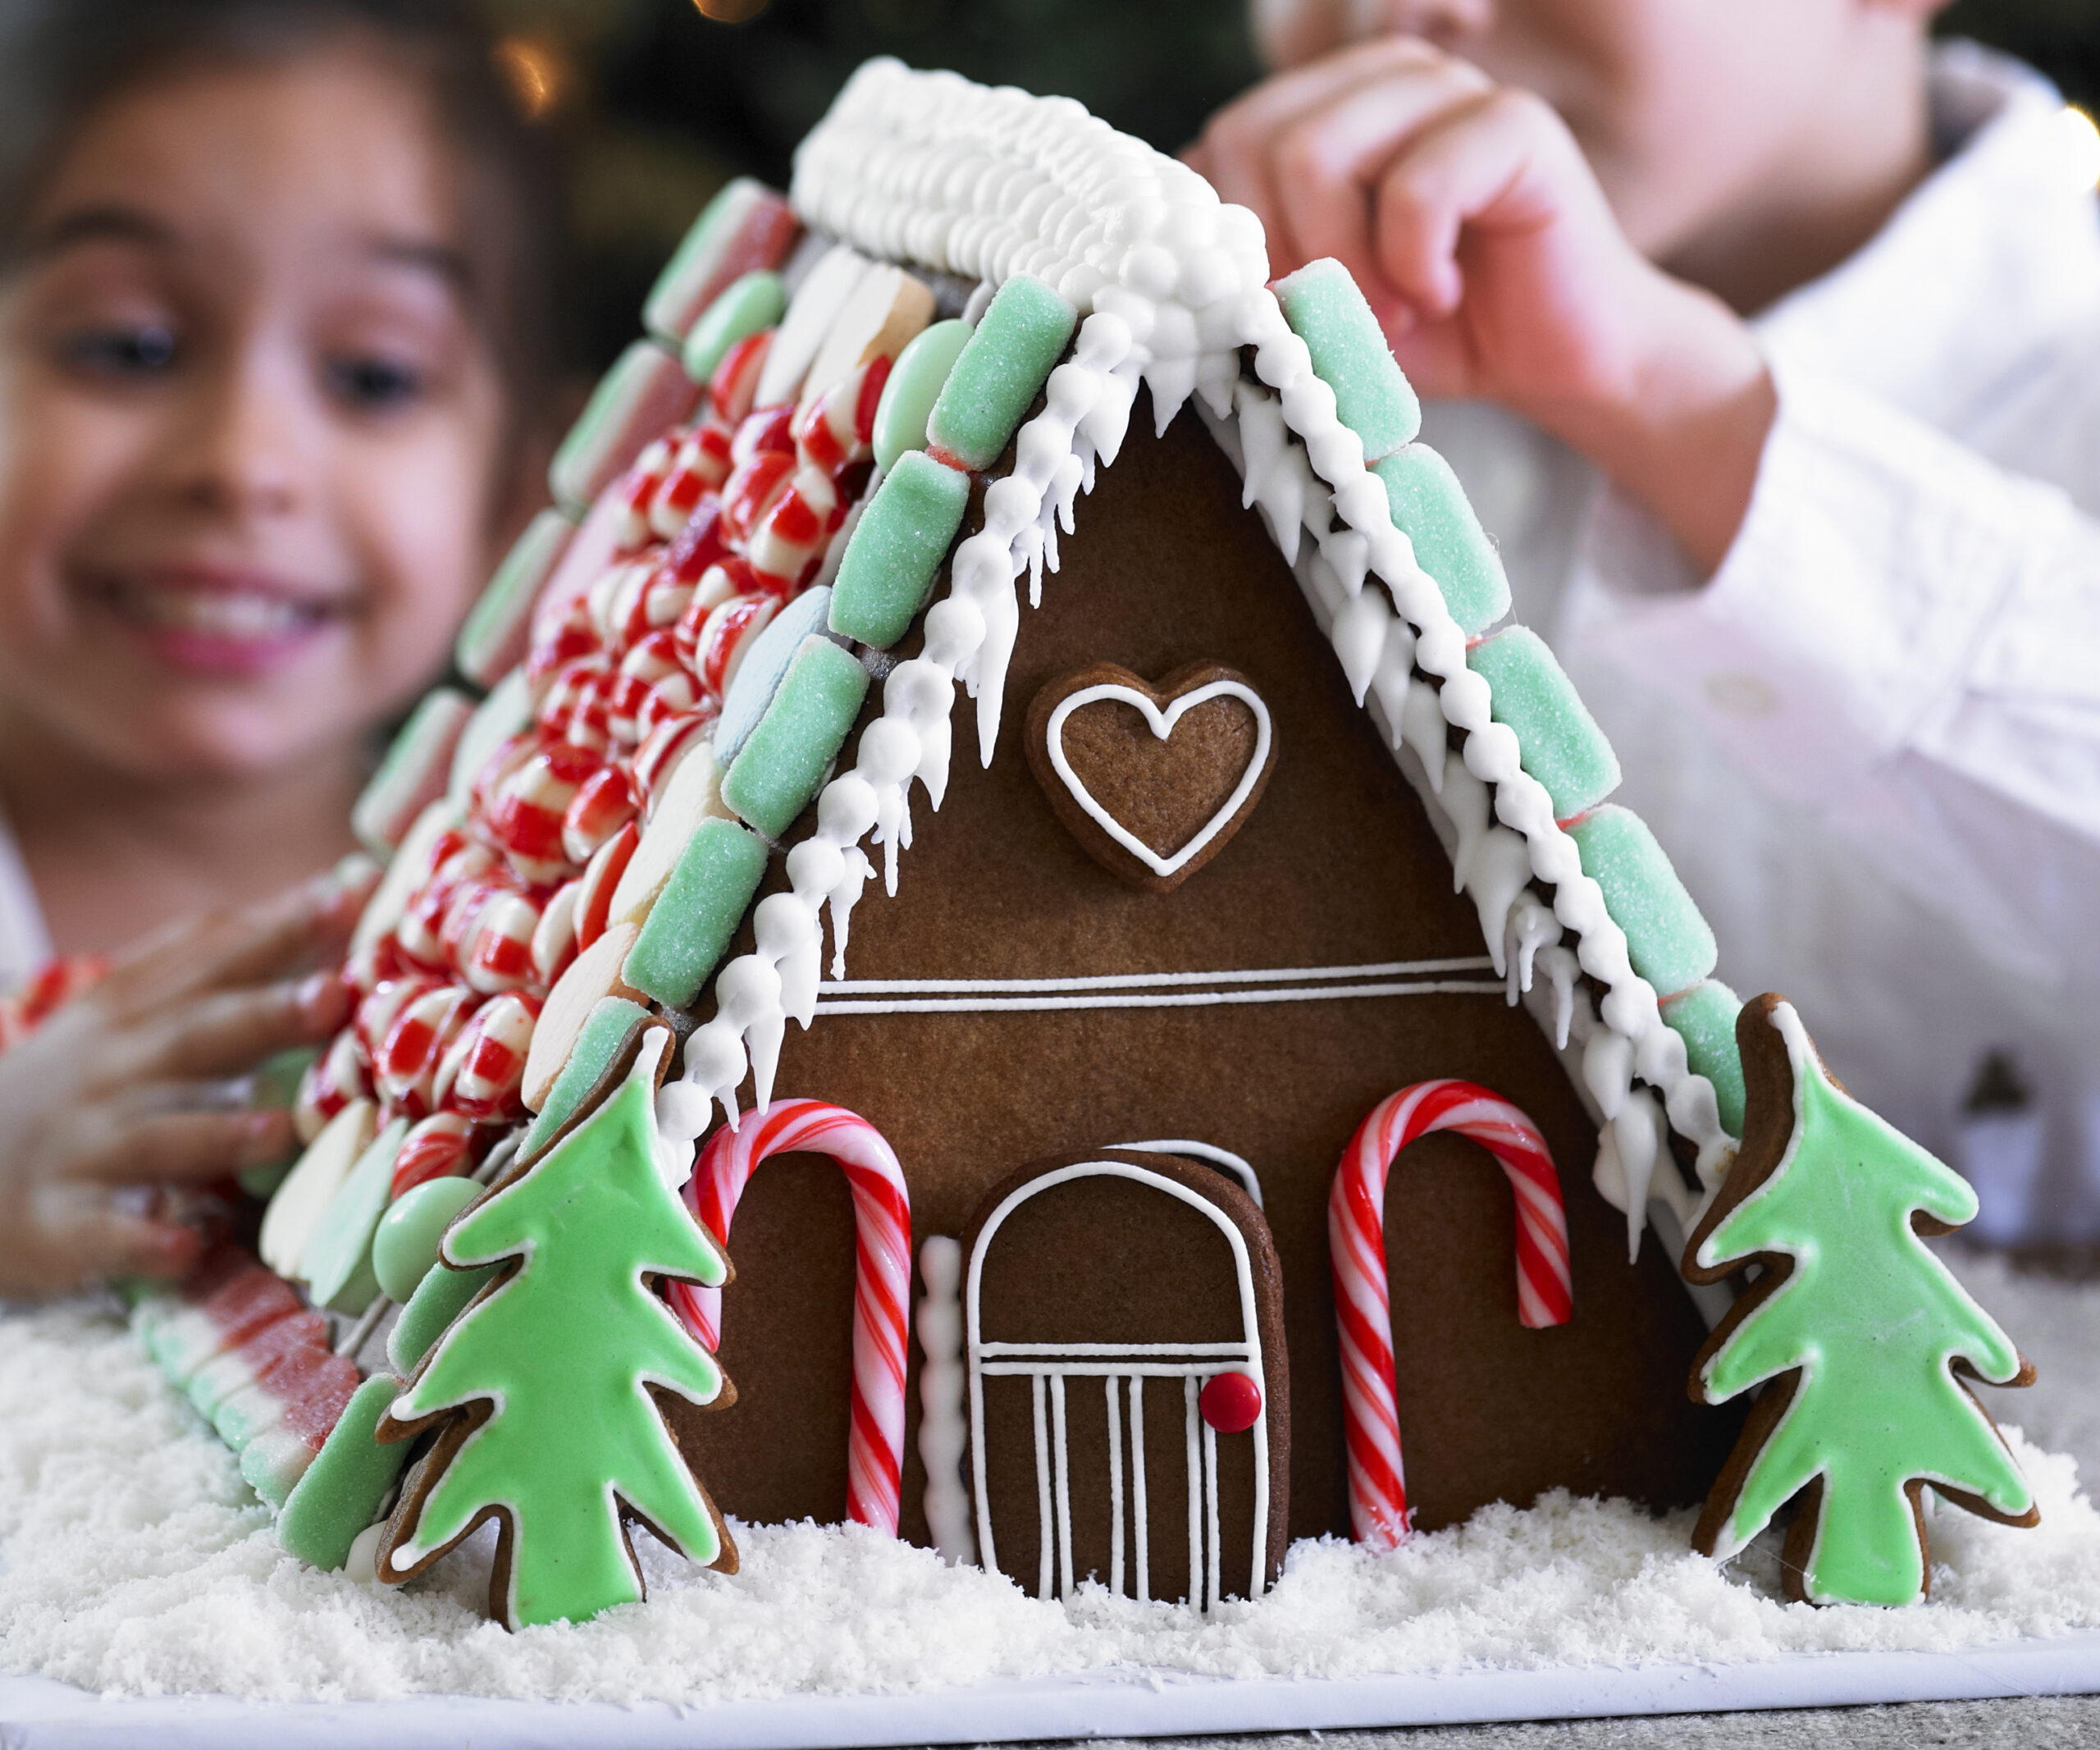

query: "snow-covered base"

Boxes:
[2, 1254, 2098, 1716]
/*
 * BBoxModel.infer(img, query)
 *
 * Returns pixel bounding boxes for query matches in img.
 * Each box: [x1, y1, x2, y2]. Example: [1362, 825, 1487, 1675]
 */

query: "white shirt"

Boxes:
[1429, 43, 2100, 1237]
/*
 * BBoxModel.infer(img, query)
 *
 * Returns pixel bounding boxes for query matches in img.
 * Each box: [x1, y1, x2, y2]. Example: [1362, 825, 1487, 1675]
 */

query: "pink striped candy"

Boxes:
[572, 820, 639, 952]
[719, 449, 796, 546]
[746, 464, 842, 589]
[354, 976, 441, 1062]
[463, 891, 541, 994]
[444, 991, 541, 1121]
[794, 355, 889, 474]
[671, 1100, 912, 1537]
[695, 595, 778, 701]
[632, 711, 716, 814]
[530, 881, 581, 989]
[390, 1111, 477, 1198]
[1328, 1080, 1571, 1551]
[374, 983, 476, 1117]
[486, 742, 601, 876]
[561, 765, 638, 866]
[294, 1027, 370, 1145]
[708, 331, 771, 428]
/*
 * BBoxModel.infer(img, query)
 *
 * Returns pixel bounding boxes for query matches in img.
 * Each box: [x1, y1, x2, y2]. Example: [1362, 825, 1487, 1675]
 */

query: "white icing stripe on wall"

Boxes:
[813, 957, 1492, 994]
[815, 975, 1504, 1015]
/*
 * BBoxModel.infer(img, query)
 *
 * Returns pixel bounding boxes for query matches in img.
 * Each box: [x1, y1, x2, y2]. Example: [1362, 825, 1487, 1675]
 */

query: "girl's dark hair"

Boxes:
[0, 0, 559, 416]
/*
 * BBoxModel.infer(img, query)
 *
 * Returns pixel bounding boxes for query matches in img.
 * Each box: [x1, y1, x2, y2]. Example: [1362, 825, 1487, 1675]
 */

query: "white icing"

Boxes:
[1116, 1139, 1264, 1209]
[810, 961, 1503, 1014]
[1043, 679, 1271, 879]
[914, 1236, 975, 1565]
[965, 1160, 1271, 1606]
[667, 63, 1732, 1261]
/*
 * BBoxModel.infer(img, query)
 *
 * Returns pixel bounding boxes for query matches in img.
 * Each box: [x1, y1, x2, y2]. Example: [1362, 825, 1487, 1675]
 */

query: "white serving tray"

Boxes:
[6, 1630, 2099, 1748]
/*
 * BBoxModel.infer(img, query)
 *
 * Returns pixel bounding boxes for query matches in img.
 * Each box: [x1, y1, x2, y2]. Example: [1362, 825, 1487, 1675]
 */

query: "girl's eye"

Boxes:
[59, 323, 179, 377]
[325, 354, 425, 410]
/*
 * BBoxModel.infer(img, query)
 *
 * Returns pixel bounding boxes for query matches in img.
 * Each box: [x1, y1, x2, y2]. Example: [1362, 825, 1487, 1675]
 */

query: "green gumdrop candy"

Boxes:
[387, 1260, 501, 1376]
[456, 509, 571, 688]
[829, 451, 970, 649]
[926, 276, 1077, 472]
[520, 996, 653, 1163]
[350, 688, 472, 858]
[1662, 980, 1748, 1137]
[299, 1117, 410, 1314]
[874, 318, 974, 471]
[682, 270, 787, 385]
[623, 820, 770, 1009]
[721, 637, 871, 839]
[278, 1374, 412, 1571]
[1468, 626, 1621, 820]
[1375, 444, 1510, 635]
[1275, 258, 1422, 461]
[1568, 806, 1718, 998]
[372, 1176, 482, 1305]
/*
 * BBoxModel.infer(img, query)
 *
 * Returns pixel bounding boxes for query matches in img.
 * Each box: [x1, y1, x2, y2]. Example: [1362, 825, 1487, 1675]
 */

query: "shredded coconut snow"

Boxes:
[2, 1254, 2098, 1706]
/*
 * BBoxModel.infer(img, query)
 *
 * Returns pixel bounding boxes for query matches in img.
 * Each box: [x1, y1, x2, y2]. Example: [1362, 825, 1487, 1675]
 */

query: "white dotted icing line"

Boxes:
[665, 62, 1730, 1255]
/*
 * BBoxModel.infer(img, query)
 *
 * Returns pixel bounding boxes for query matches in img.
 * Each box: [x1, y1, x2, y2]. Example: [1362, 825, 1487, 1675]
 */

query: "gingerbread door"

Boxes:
[962, 1149, 1290, 1607]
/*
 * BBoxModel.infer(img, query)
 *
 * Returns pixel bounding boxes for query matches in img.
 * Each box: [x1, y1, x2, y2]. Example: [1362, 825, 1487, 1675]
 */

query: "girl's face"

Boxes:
[0, 51, 512, 784]
[1249, 0, 1900, 261]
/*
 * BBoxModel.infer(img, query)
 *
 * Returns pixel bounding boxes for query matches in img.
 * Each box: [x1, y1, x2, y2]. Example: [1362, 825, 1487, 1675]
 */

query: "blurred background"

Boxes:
[476, 0, 2100, 379]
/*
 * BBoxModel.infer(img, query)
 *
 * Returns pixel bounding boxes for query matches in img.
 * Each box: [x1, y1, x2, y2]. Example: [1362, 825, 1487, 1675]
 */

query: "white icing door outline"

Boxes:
[1114, 1139, 1263, 1210]
[1043, 679, 1272, 879]
[966, 1160, 1271, 1609]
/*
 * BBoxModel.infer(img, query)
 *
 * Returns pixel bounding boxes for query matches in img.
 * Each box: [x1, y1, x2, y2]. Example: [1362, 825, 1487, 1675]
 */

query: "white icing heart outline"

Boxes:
[1045, 679, 1272, 879]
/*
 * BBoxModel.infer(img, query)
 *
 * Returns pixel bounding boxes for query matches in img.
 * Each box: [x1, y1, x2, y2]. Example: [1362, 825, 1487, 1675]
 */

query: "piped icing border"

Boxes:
[660, 58, 1731, 1252]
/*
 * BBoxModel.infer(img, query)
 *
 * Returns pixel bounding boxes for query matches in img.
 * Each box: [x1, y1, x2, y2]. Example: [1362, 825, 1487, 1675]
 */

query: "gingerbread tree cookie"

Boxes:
[376, 1029, 737, 1629]
[1682, 994, 2037, 1606]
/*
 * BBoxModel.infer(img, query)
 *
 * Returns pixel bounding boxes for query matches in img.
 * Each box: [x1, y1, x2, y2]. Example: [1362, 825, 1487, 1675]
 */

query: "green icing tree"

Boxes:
[377, 1030, 736, 1629]
[1683, 994, 2037, 1606]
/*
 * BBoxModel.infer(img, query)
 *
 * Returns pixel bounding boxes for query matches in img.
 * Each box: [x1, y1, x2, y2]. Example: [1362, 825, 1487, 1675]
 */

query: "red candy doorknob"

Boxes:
[1198, 1371, 1262, 1433]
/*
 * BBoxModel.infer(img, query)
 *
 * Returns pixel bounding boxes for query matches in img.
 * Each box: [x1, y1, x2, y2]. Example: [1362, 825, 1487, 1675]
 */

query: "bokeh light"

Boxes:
[692, 0, 774, 21]
[493, 34, 568, 121]
[2062, 104, 2100, 190]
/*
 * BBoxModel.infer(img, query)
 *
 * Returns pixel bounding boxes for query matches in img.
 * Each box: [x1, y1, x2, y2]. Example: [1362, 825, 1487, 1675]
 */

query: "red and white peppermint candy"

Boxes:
[530, 880, 581, 989]
[1328, 1080, 1571, 1551]
[793, 354, 889, 474]
[647, 429, 714, 541]
[611, 435, 679, 552]
[572, 820, 639, 952]
[662, 499, 728, 587]
[525, 597, 601, 695]
[293, 1026, 370, 1144]
[390, 1111, 477, 1199]
[374, 983, 477, 1117]
[632, 710, 715, 814]
[708, 331, 770, 427]
[671, 1099, 912, 1537]
[694, 594, 778, 701]
[463, 890, 541, 994]
[719, 449, 796, 546]
[634, 673, 699, 746]
[747, 464, 842, 588]
[354, 975, 440, 1060]
[485, 742, 600, 875]
[444, 991, 541, 1121]
[560, 764, 637, 866]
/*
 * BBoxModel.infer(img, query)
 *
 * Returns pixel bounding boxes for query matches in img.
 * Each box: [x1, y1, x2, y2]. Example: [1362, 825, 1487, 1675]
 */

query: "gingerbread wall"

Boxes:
[666, 394, 1741, 1558]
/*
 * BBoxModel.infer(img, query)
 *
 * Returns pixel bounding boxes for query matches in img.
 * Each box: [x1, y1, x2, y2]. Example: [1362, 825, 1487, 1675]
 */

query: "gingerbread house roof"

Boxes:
[624, 59, 1742, 1264]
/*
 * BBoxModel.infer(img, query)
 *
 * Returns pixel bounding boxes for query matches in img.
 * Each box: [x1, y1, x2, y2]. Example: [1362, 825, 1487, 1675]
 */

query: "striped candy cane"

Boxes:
[668, 1099, 912, 1536]
[1329, 1080, 1573, 1551]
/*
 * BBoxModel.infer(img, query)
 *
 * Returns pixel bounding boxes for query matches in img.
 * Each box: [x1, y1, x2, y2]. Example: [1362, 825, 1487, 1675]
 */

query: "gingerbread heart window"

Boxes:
[1025, 661, 1277, 892]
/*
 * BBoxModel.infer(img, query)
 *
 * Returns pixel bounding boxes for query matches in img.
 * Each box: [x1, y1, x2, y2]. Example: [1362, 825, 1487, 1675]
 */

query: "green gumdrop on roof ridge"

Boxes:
[927, 276, 1077, 473]
[623, 819, 770, 1010]
[1275, 258, 1422, 461]
[1567, 805, 1718, 998]
[722, 637, 871, 840]
[829, 451, 970, 649]
[1662, 980, 1748, 1137]
[1376, 444, 1509, 635]
[521, 996, 652, 1162]
[1467, 626, 1621, 821]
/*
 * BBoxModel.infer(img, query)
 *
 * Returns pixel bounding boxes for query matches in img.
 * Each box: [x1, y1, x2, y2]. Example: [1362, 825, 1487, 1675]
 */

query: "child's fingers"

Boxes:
[1264, 66, 1495, 299]
[111, 971, 349, 1085]
[27, 1182, 204, 1287]
[100, 861, 372, 1016]
[65, 1102, 294, 1185]
[1194, 34, 1455, 218]
[1370, 85, 1600, 318]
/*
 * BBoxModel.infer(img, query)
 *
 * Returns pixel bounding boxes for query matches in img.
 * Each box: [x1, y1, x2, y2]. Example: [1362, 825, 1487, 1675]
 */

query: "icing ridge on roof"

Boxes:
[660, 63, 1733, 1255]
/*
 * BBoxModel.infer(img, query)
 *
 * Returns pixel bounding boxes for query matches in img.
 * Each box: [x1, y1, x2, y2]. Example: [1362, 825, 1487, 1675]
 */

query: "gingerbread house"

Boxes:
[130, 60, 2039, 1632]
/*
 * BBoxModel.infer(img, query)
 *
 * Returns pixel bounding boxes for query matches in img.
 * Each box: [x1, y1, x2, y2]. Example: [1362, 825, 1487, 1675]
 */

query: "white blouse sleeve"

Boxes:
[1569, 357, 2100, 980]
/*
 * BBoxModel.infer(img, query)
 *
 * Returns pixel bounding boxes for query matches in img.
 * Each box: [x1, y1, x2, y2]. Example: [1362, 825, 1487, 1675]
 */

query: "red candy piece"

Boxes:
[390, 1111, 477, 1198]
[719, 449, 797, 546]
[375, 983, 476, 1117]
[696, 595, 778, 700]
[709, 331, 771, 427]
[446, 990, 541, 1121]
[486, 743, 600, 870]
[1198, 1371, 1263, 1433]
[561, 765, 638, 866]
[572, 820, 639, 953]
[664, 499, 729, 587]
[464, 891, 541, 994]
[632, 710, 716, 813]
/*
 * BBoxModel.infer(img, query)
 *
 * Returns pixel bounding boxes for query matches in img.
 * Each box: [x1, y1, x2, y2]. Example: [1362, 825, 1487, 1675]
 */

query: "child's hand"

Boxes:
[1188, 36, 1775, 573]
[0, 871, 368, 1299]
